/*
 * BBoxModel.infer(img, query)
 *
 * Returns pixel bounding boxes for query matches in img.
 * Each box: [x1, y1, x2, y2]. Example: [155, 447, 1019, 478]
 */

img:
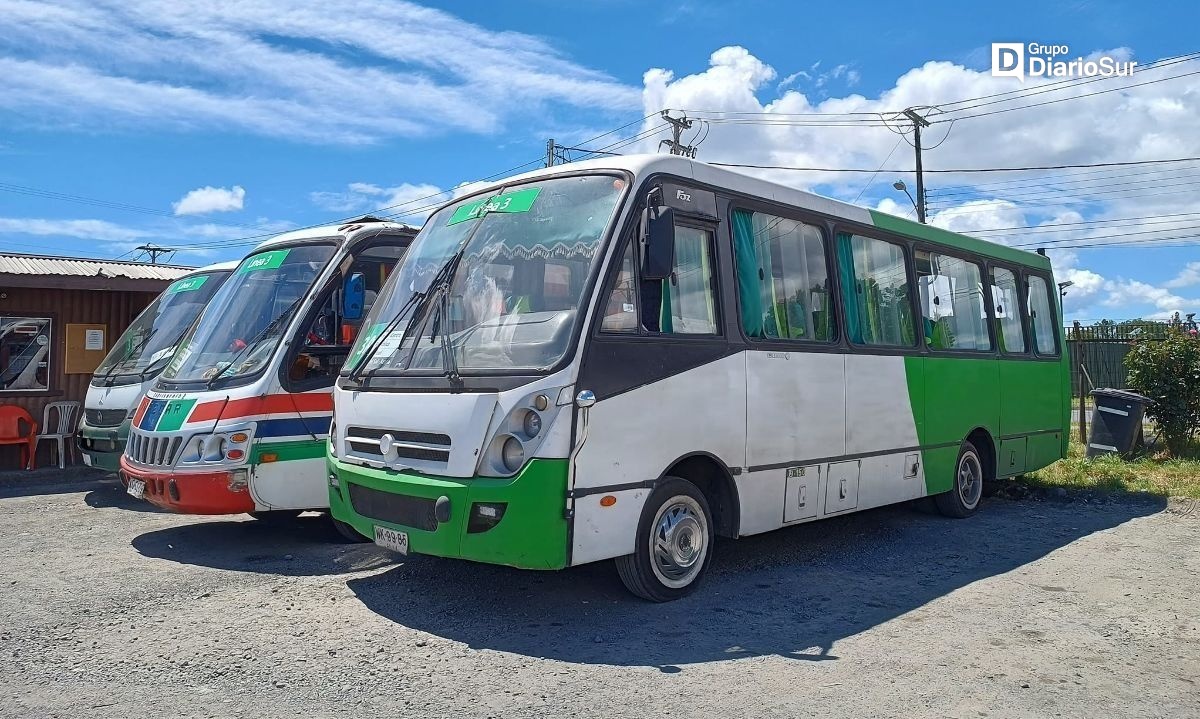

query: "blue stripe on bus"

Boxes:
[138, 399, 167, 430]
[255, 416, 332, 438]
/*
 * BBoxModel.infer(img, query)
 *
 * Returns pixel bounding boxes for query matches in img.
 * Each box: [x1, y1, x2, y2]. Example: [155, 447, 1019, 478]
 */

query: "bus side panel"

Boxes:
[570, 353, 747, 566]
[917, 355, 1000, 494]
[998, 358, 1066, 476]
[845, 354, 926, 510]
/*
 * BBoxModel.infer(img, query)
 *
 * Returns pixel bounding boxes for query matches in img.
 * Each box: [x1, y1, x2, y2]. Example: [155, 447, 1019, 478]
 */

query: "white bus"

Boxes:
[80, 261, 237, 471]
[121, 219, 414, 531]
[327, 156, 1069, 600]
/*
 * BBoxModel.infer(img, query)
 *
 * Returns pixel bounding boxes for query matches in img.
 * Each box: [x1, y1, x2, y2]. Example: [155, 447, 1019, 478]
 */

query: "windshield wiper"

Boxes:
[99, 327, 161, 385]
[346, 243, 468, 382]
[428, 289, 463, 391]
[204, 297, 304, 390]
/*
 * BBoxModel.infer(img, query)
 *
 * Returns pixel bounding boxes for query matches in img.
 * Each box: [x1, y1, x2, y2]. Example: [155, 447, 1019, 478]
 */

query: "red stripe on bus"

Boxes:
[131, 396, 151, 426]
[186, 393, 334, 424]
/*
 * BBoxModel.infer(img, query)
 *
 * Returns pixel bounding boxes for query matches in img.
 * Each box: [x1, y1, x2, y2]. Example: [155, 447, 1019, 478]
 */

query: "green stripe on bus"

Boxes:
[868, 210, 1051, 269]
[156, 398, 196, 432]
[252, 439, 328, 463]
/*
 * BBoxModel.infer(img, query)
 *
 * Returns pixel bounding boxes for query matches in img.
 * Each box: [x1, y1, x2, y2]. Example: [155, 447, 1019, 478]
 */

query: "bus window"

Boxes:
[600, 240, 639, 333]
[732, 209, 833, 341]
[1027, 275, 1058, 355]
[837, 233, 915, 346]
[640, 225, 719, 335]
[990, 267, 1025, 353]
[914, 250, 991, 351]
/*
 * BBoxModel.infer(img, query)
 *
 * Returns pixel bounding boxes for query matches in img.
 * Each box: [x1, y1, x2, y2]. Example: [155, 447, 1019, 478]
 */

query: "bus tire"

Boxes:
[615, 477, 714, 602]
[934, 440, 984, 519]
[330, 515, 369, 543]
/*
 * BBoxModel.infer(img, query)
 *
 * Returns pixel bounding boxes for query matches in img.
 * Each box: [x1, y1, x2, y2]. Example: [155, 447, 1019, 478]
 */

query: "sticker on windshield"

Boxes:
[447, 187, 542, 226]
[238, 249, 291, 273]
[166, 275, 210, 294]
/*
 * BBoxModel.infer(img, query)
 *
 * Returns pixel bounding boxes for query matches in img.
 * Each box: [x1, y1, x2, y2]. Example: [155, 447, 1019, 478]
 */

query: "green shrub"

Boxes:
[1125, 326, 1200, 456]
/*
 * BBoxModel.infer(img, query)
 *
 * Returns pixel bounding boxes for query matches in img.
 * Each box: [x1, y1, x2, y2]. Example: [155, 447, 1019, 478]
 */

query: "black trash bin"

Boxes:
[1087, 388, 1152, 458]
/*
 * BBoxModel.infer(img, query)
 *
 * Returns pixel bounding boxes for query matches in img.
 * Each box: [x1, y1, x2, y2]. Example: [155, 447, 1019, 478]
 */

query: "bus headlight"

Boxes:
[501, 435, 524, 473]
[521, 410, 541, 439]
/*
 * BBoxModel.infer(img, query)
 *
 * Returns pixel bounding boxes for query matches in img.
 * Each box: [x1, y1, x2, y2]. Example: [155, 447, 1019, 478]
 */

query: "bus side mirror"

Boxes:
[642, 206, 675, 281]
[342, 272, 366, 320]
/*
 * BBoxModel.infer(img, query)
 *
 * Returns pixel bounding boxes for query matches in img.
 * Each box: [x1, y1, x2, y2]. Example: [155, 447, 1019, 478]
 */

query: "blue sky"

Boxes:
[0, 0, 1198, 321]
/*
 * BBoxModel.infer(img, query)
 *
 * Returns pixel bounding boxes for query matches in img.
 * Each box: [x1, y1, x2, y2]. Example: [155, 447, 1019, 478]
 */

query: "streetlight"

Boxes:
[893, 180, 919, 220]
[1058, 280, 1074, 297]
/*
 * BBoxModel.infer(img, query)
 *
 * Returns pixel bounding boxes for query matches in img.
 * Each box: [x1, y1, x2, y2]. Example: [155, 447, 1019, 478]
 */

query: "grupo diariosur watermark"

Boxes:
[991, 43, 1137, 82]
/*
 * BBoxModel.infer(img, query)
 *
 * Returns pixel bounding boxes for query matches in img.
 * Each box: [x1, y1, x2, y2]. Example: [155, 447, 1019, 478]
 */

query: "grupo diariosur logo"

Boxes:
[991, 43, 1137, 82]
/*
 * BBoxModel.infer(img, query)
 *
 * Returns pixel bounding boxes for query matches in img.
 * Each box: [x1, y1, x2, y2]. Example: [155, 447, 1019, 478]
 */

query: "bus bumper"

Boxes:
[119, 457, 254, 514]
[77, 420, 130, 472]
[328, 455, 569, 570]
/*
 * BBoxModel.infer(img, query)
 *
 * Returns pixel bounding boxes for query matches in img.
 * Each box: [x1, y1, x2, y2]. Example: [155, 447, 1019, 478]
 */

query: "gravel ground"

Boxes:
[1, 476, 1196, 719]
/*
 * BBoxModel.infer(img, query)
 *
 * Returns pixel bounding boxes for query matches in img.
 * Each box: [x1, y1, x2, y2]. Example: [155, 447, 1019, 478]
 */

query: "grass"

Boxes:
[1023, 439, 1200, 499]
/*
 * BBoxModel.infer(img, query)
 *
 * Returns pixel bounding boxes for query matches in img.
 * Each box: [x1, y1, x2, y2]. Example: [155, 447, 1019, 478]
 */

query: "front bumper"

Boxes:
[328, 454, 570, 570]
[119, 456, 254, 514]
[77, 420, 130, 472]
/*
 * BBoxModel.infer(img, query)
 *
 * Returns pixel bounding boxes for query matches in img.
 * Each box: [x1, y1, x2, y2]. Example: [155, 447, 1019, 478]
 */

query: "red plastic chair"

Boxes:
[0, 405, 38, 470]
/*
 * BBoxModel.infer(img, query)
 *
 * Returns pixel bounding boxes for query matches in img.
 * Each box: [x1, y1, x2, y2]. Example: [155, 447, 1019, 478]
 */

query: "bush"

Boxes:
[1125, 326, 1200, 456]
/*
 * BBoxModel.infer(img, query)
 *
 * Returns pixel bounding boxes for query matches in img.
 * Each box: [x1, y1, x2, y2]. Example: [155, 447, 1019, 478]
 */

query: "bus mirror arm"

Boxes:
[565, 390, 597, 521]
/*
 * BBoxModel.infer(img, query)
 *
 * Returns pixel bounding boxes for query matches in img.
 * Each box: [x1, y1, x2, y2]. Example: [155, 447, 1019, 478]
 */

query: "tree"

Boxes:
[1124, 326, 1200, 456]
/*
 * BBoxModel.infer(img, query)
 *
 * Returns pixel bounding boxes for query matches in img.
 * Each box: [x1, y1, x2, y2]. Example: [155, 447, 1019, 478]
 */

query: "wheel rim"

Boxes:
[958, 451, 983, 509]
[648, 496, 709, 589]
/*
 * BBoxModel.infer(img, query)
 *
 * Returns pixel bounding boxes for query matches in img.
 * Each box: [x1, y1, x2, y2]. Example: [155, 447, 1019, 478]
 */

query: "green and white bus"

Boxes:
[327, 155, 1069, 601]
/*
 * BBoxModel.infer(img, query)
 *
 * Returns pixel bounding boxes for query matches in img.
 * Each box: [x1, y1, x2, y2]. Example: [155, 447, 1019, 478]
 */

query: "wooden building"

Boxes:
[0, 253, 192, 467]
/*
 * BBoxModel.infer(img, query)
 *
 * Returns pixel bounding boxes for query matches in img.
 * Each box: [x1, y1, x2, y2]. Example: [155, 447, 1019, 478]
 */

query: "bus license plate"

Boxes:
[374, 526, 408, 555]
[127, 478, 145, 499]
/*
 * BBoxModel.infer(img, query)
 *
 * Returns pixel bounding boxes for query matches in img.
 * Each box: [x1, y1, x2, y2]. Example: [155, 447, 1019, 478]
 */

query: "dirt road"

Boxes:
[1, 476, 1196, 718]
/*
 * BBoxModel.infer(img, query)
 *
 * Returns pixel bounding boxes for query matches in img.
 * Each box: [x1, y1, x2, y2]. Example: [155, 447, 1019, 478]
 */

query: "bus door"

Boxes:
[574, 186, 742, 564]
[250, 243, 407, 510]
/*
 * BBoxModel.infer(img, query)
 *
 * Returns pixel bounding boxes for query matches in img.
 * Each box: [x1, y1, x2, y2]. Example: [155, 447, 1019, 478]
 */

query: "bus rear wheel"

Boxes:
[616, 477, 714, 602]
[935, 440, 984, 518]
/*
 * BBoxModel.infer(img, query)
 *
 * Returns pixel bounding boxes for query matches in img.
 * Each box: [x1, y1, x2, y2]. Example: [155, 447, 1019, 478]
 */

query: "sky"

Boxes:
[0, 0, 1198, 322]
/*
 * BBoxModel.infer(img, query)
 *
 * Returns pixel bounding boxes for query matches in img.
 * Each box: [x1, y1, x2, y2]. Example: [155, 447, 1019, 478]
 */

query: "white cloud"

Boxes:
[0, 217, 153, 243]
[0, 1, 638, 144]
[173, 185, 245, 216]
[310, 182, 445, 221]
[1165, 261, 1200, 288]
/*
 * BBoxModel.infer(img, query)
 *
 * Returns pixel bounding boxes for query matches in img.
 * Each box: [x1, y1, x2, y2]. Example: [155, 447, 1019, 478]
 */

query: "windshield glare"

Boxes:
[350, 174, 625, 376]
[93, 271, 231, 386]
[162, 244, 336, 384]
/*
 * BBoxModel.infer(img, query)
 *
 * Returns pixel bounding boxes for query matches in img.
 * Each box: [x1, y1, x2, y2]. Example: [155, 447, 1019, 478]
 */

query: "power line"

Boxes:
[710, 155, 1200, 174]
[971, 211, 1200, 235]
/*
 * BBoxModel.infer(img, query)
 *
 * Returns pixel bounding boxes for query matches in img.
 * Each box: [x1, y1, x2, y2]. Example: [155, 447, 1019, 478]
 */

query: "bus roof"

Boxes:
[453, 154, 1051, 270]
[247, 219, 419, 255]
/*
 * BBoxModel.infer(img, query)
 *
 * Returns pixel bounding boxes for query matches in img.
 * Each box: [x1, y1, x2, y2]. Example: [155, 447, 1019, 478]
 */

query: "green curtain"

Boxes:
[836, 233, 862, 343]
[732, 210, 763, 337]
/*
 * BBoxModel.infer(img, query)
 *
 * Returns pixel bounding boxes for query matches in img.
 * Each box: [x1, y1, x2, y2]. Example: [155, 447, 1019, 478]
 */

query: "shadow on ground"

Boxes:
[131, 513, 393, 577]
[0, 467, 110, 499]
[345, 496, 1165, 668]
[84, 480, 166, 513]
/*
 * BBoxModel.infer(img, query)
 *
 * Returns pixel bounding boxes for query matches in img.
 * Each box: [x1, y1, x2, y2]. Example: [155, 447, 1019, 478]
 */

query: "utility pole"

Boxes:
[902, 108, 931, 223]
[545, 138, 556, 168]
[135, 244, 173, 264]
[659, 110, 698, 158]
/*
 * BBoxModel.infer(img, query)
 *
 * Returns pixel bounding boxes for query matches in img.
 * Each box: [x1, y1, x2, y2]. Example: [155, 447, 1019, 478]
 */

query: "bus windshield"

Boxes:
[349, 173, 625, 377]
[161, 244, 336, 386]
[92, 270, 232, 387]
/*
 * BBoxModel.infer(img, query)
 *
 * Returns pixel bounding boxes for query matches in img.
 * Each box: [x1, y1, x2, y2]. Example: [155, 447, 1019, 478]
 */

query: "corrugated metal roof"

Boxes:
[0, 253, 194, 281]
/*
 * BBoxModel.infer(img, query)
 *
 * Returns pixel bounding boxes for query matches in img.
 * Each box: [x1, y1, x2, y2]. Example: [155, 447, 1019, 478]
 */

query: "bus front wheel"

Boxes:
[935, 440, 984, 518]
[330, 515, 370, 543]
[616, 477, 714, 602]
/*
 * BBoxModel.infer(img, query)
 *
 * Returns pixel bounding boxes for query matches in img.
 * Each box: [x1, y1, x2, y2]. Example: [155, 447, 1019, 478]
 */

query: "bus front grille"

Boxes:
[344, 426, 451, 464]
[126, 432, 183, 467]
[347, 483, 438, 531]
[86, 408, 127, 427]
